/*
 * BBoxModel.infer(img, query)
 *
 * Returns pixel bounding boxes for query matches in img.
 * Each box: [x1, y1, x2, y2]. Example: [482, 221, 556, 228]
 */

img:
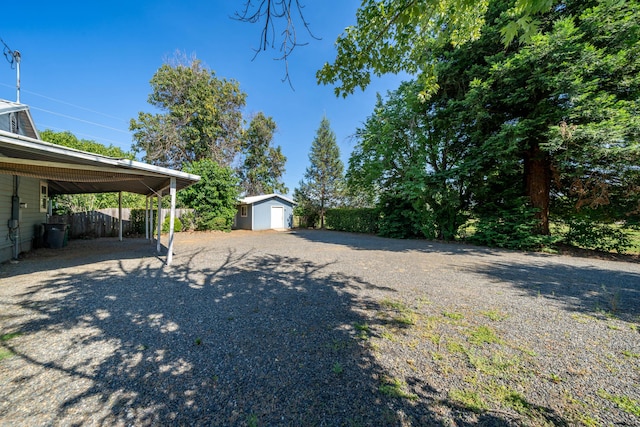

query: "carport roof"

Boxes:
[0, 128, 200, 196]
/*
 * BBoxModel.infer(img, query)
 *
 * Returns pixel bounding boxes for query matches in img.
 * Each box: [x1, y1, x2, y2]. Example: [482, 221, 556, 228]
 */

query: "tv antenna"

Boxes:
[2, 37, 21, 103]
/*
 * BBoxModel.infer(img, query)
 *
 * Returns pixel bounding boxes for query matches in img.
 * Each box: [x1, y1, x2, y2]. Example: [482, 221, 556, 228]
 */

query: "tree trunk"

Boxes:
[524, 142, 551, 235]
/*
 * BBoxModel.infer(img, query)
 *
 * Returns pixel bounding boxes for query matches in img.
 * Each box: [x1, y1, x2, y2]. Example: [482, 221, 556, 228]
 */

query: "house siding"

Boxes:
[0, 175, 47, 263]
[234, 204, 253, 230]
[252, 198, 294, 230]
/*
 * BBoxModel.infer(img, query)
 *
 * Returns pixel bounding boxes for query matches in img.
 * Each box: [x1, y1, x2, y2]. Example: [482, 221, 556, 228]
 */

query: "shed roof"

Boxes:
[239, 193, 296, 205]
[0, 102, 199, 196]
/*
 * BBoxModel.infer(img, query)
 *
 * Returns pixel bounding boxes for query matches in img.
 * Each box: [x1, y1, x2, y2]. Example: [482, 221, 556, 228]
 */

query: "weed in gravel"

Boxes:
[467, 325, 502, 346]
[630, 324, 638, 332]
[571, 313, 596, 323]
[378, 376, 418, 400]
[380, 330, 397, 342]
[446, 339, 467, 354]
[487, 383, 531, 416]
[0, 332, 22, 341]
[354, 322, 370, 340]
[468, 351, 520, 377]
[247, 413, 258, 427]
[332, 362, 343, 375]
[549, 373, 564, 383]
[380, 298, 418, 326]
[442, 311, 464, 321]
[607, 323, 621, 331]
[0, 348, 13, 361]
[621, 350, 639, 358]
[481, 310, 508, 321]
[329, 339, 350, 351]
[597, 390, 640, 417]
[449, 388, 487, 413]
[195, 338, 202, 345]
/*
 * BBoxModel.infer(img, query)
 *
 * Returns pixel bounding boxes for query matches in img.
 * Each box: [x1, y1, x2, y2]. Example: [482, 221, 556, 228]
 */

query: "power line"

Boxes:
[30, 106, 130, 134]
[39, 123, 131, 147]
[0, 82, 128, 122]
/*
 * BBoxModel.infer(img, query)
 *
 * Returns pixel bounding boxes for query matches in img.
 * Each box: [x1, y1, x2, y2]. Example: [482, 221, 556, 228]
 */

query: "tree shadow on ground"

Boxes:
[0, 241, 571, 426]
[470, 260, 640, 323]
[291, 229, 535, 259]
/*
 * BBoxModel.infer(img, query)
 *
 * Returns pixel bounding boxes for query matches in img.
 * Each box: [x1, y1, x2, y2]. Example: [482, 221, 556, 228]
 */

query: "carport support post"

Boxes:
[145, 196, 149, 240]
[166, 177, 176, 266]
[118, 191, 123, 242]
[156, 191, 162, 254]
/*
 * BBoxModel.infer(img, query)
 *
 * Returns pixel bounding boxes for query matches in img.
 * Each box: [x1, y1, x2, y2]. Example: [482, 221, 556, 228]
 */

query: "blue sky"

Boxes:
[1, 1, 406, 194]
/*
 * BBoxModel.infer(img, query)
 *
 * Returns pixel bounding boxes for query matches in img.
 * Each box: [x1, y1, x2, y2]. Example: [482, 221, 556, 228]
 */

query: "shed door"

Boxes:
[271, 206, 284, 229]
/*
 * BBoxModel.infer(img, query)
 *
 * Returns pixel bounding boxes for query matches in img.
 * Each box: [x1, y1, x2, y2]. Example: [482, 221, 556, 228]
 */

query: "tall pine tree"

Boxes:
[298, 117, 344, 228]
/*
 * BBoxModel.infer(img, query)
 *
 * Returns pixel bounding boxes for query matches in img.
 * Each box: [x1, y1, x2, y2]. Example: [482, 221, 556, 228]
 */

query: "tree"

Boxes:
[237, 0, 557, 95]
[39, 130, 146, 213]
[234, 0, 319, 87]
[130, 55, 247, 169]
[298, 117, 344, 228]
[178, 159, 240, 231]
[239, 112, 288, 195]
[348, 81, 472, 239]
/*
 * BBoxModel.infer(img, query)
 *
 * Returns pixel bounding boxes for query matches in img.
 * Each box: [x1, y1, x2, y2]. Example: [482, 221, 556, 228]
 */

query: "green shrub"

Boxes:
[469, 201, 558, 250]
[129, 209, 149, 235]
[326, 208, 379, 234]
[162, 216, 183, 233]
[564, 219, 631, 253]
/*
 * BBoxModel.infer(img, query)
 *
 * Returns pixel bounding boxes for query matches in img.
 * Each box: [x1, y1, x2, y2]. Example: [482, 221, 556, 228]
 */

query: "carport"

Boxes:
[0, 126, 200, 265]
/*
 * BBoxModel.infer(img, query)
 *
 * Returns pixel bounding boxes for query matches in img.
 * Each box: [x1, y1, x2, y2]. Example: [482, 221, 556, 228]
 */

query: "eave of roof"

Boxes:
[0, 129, 200, 196]
[239, 193, 296, 205]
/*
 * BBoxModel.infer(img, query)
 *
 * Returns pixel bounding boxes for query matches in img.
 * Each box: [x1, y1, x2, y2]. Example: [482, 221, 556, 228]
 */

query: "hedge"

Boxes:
[325, 208, 380, 234]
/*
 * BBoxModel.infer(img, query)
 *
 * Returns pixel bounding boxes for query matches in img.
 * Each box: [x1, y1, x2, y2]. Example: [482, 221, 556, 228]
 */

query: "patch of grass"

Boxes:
[446, 339, 467, 354]
[194, 338, 202, 345]
[381, 299, 410, 311]
[354, 322, 369, 332]
[0, 332, 22, 342]
[468, 352, 520, 377]
[571, 313, 596, 324]
[449, 388, 487, 413]
[354, 322, 370, 340]
[379, 377, 418, 400]
[482, 310, 508, 321]
[442, 311, 464, 321]
[381, 299, 418, 326]
[0, 348, 14, 361]
[598, 390, 640, 417]
[622, 350, 640, 358]
[380, 330, 397, 341]
[488, 384, 532, 415]
[468, 325, 502, 345]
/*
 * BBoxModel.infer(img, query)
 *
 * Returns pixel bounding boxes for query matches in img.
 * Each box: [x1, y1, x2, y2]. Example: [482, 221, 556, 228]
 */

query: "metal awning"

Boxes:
[0, 130, 200, 196]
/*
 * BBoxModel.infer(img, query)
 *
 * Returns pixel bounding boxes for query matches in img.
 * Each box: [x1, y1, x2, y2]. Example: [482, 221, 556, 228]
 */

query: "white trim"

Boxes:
[239, 193, 296, 205]
[0, 130, 200, 182]
[39, 181, 48, 213]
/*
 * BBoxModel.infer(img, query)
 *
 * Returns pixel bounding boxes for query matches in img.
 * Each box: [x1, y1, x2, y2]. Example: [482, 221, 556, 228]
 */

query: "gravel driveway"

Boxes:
[0, 229, 638, 426]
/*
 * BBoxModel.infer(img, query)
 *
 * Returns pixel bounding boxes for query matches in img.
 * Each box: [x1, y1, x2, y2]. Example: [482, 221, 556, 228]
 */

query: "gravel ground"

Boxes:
[0, 229, 638, 426]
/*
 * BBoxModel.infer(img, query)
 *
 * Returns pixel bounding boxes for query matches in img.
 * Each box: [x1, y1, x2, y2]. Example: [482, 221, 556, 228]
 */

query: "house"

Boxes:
[0, 99, 200, 265]
[234, 194, 296, 230]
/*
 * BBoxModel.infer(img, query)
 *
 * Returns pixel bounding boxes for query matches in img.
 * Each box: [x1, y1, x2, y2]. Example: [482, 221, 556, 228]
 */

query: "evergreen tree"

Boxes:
[298, 117, 344, 228]
[239, 112, 288, 195]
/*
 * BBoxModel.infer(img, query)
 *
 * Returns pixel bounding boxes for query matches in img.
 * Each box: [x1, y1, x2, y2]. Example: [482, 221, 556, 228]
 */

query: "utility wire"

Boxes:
[39, 123, 131, 147]
[0, 82, 128, 123]
[30, 106, 130, 134]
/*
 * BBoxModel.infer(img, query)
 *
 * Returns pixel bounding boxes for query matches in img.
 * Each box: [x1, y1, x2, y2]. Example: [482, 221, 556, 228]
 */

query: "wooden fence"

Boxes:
[50, 208, 193, 239]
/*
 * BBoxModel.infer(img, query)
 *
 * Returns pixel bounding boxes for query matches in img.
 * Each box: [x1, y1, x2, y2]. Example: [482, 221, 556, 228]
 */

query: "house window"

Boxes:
[240, 205, 248, 217]
[39, 181, 48, 213]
